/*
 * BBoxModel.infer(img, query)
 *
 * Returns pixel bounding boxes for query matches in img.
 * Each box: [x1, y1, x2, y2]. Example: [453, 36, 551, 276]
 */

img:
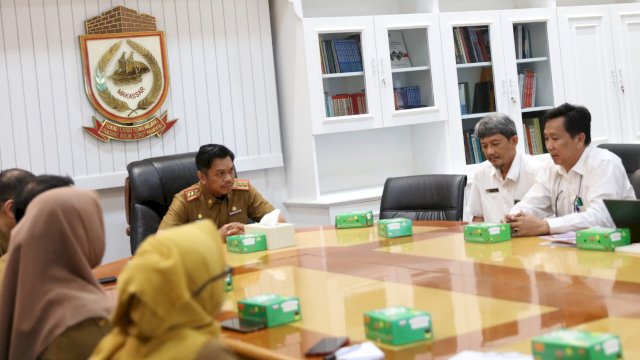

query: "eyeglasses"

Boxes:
[193, 266, 232, 296]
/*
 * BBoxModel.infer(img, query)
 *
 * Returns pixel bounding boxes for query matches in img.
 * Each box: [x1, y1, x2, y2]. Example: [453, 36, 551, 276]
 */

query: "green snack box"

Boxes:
[576, 227, 630, 251]
[464, 223, 511, 243]
[226, 233, 267, 253]
[335, 211, 374, 229]
[364, 306, 433, 346]
[224, 272, 233, 292]
[378, 218, 413, 238]
[532, 329, 622, 360]
[238, 294, 301, 327]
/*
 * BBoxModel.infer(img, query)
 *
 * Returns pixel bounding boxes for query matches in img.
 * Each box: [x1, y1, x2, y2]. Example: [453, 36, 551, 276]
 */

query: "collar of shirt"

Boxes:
[199, 182, 230, 208]
[554, 145, 592, 177]
[490, 151, 522, 184]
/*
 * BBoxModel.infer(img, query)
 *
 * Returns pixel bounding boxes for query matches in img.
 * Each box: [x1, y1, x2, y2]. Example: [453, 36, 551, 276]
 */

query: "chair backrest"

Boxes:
[631, 170, 640, 199]
[379, 174, 468, 221]
[126, 152, 198, 253]
[598, 143, 640, 177]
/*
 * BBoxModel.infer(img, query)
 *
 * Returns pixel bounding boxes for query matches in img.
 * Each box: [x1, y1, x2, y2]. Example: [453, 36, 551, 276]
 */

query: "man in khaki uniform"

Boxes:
[0, 169, 35, 256]
[159, 144, 282, 239]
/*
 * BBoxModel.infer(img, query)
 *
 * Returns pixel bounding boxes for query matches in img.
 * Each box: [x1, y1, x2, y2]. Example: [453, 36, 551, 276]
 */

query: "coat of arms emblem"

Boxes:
[80, 7, 177, 141]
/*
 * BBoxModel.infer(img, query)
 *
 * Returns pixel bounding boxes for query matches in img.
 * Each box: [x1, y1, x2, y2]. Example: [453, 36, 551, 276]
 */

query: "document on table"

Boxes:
[615, 243, 640, 254]
[449, 351, 533, 360]
[539, 231, 576, 247]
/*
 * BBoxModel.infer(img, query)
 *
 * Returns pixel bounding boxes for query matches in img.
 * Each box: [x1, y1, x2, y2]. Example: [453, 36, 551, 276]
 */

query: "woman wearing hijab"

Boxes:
[91, 220, 236, 360]
[0, 174, 75, 289]
[0, 187, 113, 360]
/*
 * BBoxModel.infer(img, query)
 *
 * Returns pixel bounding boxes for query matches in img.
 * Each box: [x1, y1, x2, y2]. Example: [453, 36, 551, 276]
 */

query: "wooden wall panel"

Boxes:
[0, 0, 283, 188]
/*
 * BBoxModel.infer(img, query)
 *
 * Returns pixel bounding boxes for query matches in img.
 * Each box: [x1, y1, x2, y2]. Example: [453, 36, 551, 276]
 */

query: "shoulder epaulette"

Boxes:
[182, 186, 201, 202]
[232, 179, 250, 191]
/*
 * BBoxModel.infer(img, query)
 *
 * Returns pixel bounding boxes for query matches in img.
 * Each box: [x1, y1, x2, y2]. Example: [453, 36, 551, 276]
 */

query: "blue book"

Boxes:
[333, 39, 352, 72]
[407, 86, 421, 107]
[349, 39, 363, 72]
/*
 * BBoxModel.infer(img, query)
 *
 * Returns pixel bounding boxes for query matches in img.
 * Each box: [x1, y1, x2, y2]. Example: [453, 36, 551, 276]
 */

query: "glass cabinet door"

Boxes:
[501, 8, 565, 157]
[304, 18, 382, 134]
[454, 24, 502, 165]
[441, 12, 507, 170]
[374, 14, 447, 127]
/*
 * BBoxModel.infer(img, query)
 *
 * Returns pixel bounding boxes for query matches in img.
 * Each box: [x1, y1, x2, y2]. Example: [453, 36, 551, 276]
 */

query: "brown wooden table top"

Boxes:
[93, 221, 640, 359]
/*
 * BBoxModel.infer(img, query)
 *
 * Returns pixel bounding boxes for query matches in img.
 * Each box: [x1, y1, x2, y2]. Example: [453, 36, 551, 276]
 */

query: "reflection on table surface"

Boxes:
[94, 221, 640, 359]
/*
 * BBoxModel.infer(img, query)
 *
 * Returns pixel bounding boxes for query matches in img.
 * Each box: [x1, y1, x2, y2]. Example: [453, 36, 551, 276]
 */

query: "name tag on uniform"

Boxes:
[485, 188, 499, 193]
[229, 209, 243, 216]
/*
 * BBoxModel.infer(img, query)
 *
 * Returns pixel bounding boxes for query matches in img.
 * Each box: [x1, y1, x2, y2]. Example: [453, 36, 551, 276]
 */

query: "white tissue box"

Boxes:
[244, 223, 296, 250]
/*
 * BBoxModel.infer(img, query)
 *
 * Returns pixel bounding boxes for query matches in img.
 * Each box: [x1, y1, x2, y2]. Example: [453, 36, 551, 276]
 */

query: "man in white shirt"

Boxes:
[506, 103, 635, 236]
[468, 113, 541, 223]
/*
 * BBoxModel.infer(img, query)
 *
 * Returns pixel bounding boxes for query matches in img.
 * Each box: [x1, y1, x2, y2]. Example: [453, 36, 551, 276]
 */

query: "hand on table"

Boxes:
[219, 222, 245, 240]
[504, 212, 550, 237]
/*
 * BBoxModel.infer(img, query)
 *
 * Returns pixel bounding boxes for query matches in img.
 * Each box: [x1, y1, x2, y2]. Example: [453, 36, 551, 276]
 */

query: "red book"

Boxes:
[350, 93, 360, 115]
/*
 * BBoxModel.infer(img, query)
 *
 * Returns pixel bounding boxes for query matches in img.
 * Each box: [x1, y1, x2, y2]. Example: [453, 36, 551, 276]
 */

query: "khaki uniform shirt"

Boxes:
[159, 180, 275, 230]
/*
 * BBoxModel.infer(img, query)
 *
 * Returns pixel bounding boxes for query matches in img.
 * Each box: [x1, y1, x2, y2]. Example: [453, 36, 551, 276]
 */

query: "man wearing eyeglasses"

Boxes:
[467, 113, 542, 223]
[159, 144, 283, 239]
[505, 103, 635, 236]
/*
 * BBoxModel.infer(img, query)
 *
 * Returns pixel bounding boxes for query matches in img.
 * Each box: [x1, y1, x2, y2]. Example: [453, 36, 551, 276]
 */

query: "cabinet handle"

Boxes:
[509, 79, 517, 104]
[619, 69, 625, 95]
[379, 58, 387, 86]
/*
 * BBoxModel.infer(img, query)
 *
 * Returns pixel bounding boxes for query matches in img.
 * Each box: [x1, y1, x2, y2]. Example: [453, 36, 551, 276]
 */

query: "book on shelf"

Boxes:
[319, 37, 363, 74]
[472, 81, 495, 113]
[388, 31, 412, 69]
[453, 29, 463, 64]
[518, 73, 524, 104]
[524, 27, 532, 58]
[520, 69, 536, 108]
[463, 129, 487, 165]
[463, 131, 471, 164]
[523, 117, 544, 154]
[458, 82, 470, 115]
[454, 26, 491, 64]
[325, 92, 367, 117]
[394, 86, 423, 110]
[514, 25, 533, 59]
[454, 28, 466, 64]
[522, 124, 532, 155]
[472, 27, 491, 62]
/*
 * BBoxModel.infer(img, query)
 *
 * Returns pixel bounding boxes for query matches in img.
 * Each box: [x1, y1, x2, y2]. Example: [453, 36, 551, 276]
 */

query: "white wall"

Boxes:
[0, 0, 282, 188]
[0, 0, 287, 263]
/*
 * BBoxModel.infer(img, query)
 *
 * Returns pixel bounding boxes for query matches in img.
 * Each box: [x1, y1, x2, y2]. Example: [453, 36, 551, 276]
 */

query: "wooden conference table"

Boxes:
[94, 221, 640, 359]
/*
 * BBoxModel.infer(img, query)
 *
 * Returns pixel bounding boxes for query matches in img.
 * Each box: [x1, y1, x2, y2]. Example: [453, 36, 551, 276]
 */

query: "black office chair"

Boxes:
[598, 143, 640, 198]
[125, 152, 198, 253]
[598, 143, 640, 175]
[631, 170, 640, 199]
[379, 174, 467, 221]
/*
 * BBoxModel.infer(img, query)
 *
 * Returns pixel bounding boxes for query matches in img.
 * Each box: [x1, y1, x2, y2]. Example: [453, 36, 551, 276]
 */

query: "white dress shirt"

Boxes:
[468, 151, 542, 223]
[510, 146, 636, 233]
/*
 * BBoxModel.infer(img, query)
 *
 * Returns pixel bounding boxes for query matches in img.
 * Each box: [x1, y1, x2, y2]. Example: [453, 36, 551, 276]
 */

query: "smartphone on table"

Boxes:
[220, 317, 266, 333]
[304, 336, 349, 357]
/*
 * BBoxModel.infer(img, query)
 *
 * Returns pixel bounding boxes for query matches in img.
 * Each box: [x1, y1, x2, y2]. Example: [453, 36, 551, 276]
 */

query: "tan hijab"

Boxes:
[91, 220, 228, 360]
[0, 187, 112, 360]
